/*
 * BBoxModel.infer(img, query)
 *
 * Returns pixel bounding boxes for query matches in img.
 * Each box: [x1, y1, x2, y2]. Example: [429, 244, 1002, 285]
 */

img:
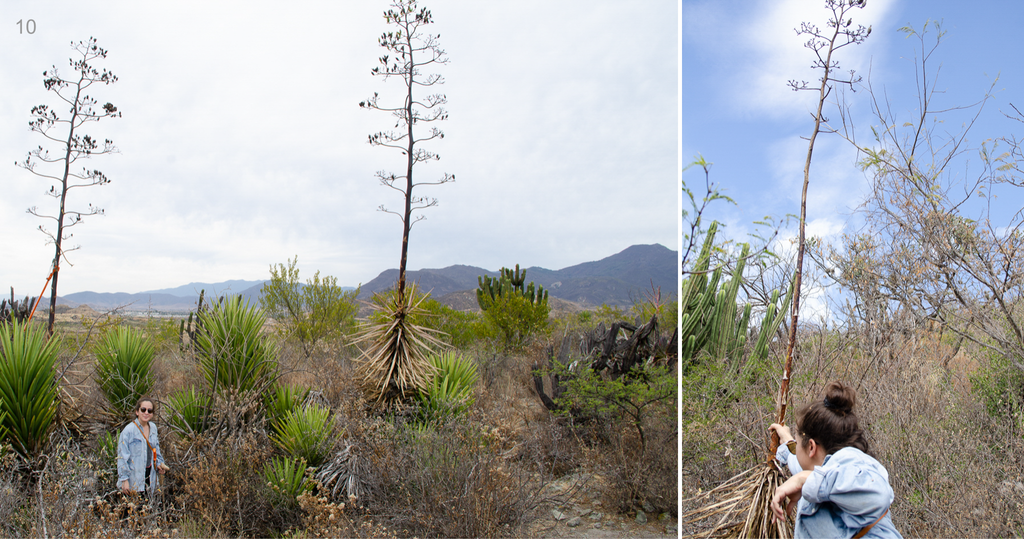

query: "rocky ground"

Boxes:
[526, 472, 677, 538]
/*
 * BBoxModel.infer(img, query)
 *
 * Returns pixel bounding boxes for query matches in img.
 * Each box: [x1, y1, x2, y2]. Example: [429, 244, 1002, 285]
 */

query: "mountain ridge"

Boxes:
[51, 244, 677, 312]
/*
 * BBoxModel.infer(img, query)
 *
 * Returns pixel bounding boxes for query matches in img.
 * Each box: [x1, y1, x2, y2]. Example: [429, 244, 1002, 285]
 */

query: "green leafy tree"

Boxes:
[260, 257, 360, 358]
[418, 299, 484, 349]
[477, 265, 550, 350]
[556, 363, 676, 457]
[16, 38, 122, 335]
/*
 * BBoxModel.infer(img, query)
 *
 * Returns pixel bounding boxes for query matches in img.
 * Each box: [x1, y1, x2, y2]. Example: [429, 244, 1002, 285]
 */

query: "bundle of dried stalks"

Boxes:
[684, 460, 791, 539]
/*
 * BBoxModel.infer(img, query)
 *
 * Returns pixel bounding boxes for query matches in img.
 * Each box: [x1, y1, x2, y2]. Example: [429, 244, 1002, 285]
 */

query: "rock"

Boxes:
[659, 512, 671, 521]
[551, 509, 566, 521]
[578, 508, 592, 517]
[642, 501, 656, 513]
[636, 510, 648, 525]
[588, 511, 603, 521]
[666, 524, 678, 534]
[567, 517, 581, 528]
[593, 522, 602, 529]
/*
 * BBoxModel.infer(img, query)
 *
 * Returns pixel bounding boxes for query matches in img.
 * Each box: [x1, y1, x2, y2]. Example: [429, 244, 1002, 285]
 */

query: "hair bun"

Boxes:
[823, 381, 855, 413]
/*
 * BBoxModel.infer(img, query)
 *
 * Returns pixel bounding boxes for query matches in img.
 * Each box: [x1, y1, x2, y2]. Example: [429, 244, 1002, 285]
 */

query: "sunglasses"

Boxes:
[139, 407, 154, 414]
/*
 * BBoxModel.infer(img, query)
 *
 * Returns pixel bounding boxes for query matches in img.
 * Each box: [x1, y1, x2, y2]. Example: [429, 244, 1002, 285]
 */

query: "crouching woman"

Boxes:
[769, 381, 902, 539]
[117, 397, 168, 497]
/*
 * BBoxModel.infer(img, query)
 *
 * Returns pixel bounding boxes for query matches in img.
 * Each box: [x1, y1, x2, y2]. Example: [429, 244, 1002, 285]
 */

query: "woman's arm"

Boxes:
[116, 427, 132, 492]
[769, 423, 802, 475]
[771, 470, 812, 522]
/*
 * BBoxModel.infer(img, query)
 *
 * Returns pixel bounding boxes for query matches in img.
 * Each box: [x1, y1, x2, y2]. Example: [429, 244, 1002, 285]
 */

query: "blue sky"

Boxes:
[1, 1, 679, 295]
[682, 0, 1024, 319]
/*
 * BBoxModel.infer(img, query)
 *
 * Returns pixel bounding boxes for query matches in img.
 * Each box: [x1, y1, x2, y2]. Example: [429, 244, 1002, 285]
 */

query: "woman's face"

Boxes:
[795, 431, 814, 471]
[136, 401, 154, 422]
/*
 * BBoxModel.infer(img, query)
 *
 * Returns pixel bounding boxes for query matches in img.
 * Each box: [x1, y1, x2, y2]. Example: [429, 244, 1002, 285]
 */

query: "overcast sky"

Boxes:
[1, 1, 680, 296]
[683, 0, 1024, 320]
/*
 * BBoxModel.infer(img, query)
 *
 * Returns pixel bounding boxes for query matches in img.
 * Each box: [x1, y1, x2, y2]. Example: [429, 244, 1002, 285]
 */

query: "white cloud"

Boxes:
[684, 0, 896, 120]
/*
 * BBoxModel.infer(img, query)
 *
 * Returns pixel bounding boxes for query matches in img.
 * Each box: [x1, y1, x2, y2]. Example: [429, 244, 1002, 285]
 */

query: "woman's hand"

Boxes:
[121, 480, 130, 494]
[157, 463, 169, 474]
[769, 423, 794, 445]
[771, 470, 811, 523]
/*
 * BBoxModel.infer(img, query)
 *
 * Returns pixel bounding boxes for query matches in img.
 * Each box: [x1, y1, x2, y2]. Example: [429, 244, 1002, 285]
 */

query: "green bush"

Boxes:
[556, 363, 676, 456]
[93, 325, 155, 416]
[477, 266, 550, 350]
[0, 320, 61, 457]
[196, 296, 278, 396]
[971, 349, 1024, 428]
[167, 386, 211, 435]
[260, 256, 360, 358]
[418, 299, 484, 349]
[481, 293, 550, 350]
[262, 455, 312, 507]
[271, 404, 334, 467]
[415, 351, 479, 425]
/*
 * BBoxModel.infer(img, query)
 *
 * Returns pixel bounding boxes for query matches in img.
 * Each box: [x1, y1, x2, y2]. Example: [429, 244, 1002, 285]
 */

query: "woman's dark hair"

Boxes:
[795, 381, 870, 455]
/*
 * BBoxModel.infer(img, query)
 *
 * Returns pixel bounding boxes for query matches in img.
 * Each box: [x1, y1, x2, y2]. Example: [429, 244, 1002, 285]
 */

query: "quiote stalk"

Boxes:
[770, 0, 870, 456]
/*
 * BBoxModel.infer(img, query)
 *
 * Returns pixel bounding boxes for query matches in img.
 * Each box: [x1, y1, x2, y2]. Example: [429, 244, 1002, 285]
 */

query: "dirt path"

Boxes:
[525, 473, 677, 538]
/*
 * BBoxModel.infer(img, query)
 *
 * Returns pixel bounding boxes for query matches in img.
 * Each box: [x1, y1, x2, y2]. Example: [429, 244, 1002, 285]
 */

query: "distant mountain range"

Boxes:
[51, 244, 677, 312]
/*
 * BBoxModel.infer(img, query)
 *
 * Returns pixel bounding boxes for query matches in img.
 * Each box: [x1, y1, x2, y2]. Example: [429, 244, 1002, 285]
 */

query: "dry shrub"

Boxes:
[171, 430, 289, 537]
[0, 433, 176, 538]
[352, 418, 540, 538]
[517, 415, 586, 479]
[596, 414, 678, 515]
[291, 488, 395, 539]
[849, 341, 1024, 537]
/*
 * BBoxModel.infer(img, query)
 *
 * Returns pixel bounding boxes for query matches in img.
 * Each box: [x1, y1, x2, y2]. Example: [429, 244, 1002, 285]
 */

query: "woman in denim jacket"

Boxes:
[769, 382, 902, 539]
[117, 397, 167, 496]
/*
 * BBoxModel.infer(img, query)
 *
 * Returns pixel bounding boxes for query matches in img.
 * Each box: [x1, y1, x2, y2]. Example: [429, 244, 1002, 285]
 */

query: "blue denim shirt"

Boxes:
[117, 420, 165, 493]
[775, 445, 903, 539]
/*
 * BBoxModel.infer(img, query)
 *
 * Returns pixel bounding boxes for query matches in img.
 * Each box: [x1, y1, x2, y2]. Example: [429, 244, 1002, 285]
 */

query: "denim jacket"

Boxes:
[116, 420, 165, 493]
[775, 445, 903, 539]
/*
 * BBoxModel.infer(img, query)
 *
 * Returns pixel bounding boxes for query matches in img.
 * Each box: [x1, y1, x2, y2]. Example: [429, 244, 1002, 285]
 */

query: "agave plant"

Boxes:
[264, 382, 310, 428]
[195, 296, 277, 396]
[271, 403, 334, 467]
[263, 455, 311, 506]
[93, 325, 155, 416]
[415, 351, 479, 424]
[0, 320, 61, 457]
[352, 283, 444, 406]
[166, 386, 211, 435]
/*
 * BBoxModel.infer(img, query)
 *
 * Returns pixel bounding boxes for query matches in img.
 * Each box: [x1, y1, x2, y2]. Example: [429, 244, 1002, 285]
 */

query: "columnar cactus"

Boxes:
[681, 222, 792, 368]
[477, 265, 548, 310]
